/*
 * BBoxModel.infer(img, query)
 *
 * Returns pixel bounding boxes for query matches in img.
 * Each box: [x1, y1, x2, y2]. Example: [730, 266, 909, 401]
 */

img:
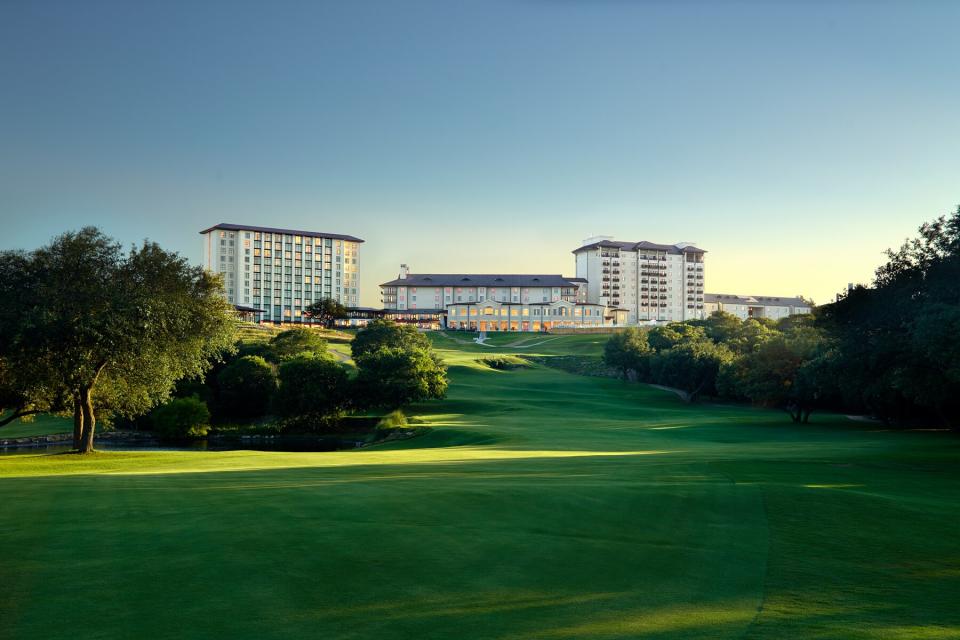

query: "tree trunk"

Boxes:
[72, 396, 84, 450]
[802, 408, 812, 424]
[79, 387, 96, 454]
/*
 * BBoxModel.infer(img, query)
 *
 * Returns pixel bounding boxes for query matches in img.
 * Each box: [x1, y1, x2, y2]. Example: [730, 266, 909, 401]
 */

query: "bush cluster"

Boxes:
[151, 396, 211, 440]
[478, 356, 529, 370]
[156, 320, 449, 435]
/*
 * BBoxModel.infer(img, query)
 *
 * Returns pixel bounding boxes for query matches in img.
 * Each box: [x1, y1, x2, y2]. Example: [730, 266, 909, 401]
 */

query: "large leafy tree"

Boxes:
[0, 227, 236, 452]
[603, 327, 652, 379]
[273, 354, 351, 430]
[268, 328, 328, 361]
[819, 205, 960, 426]
[304, 298, 349, 328]
[350, 318, 430, 359]
[649, 338, 734, 402]
[216, 355, 277, 418]
[355, 346, 448, 409]
[646, 323, 708, 352]
[352, 318, 446, 409]
[719, 327, 830, 423]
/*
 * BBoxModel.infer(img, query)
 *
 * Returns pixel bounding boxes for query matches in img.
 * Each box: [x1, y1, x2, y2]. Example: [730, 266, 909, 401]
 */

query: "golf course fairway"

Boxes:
[1, 336, 958, 639]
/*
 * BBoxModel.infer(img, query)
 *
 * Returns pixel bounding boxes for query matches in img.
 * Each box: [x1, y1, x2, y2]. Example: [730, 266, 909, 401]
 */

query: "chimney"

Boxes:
[399, 264, 409, 280]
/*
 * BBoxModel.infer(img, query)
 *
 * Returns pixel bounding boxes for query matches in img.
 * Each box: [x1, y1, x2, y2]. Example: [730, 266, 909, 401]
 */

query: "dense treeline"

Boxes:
[818, 206, 960, 426]
[604, 314, 823, 420]
[154, 320, 448, 438]
[606, 205, 960, 428]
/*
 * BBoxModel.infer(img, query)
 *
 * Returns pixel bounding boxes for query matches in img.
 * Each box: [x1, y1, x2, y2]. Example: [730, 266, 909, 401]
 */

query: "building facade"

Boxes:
[200, 223, 363, 324]
[573, 237, 706, 324]
[380, 267, 625, 331]
[703, 294, 813, 321]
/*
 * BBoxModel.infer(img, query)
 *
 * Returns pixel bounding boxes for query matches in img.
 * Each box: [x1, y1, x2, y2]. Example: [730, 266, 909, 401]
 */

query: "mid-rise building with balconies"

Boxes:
[573, 236, 706, 324]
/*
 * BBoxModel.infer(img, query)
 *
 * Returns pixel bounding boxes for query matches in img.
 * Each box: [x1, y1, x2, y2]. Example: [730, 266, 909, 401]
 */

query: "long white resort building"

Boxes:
[703, 294, 813, 321]
[380, 266, 628, 331]
[573, 236, 707, 324]
[201, 223, 363, 324]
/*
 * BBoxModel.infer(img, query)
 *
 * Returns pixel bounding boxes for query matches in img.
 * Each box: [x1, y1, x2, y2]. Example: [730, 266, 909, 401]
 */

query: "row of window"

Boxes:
[448, 306, 601, 318]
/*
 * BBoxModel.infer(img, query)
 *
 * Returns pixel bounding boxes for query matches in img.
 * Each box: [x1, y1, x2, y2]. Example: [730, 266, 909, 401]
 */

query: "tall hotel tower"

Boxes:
[200, 223, 363, 323]
[573, 236, 706, 324]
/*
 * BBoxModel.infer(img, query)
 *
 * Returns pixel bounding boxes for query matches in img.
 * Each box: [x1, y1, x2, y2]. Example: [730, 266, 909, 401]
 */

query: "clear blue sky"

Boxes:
[2, 0, 957, 306]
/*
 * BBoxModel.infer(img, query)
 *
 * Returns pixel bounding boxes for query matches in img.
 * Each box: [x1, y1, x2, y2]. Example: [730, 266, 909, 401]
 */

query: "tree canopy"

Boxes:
[602, 327, 652, 379]
[352, 319, 447, 409]
[304, 298, 349, 328]
[216, 355, 277, 418]
[350, 318, 431, 359]
[818, 205, 960, 426]
[273, 354, 351, 430]
[0, 227, 237, 451]
[268, 328, 328, 361]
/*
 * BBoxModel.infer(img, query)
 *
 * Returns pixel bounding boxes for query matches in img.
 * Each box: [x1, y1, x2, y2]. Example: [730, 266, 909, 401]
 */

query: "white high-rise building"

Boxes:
[573, 236, 706, 324]
[200, 223, 363, 324]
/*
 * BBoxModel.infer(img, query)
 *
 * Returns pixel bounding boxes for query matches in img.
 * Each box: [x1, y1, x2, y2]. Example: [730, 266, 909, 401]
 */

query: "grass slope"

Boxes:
[1, 337, 959, 639]
[0, 413, 73, 439]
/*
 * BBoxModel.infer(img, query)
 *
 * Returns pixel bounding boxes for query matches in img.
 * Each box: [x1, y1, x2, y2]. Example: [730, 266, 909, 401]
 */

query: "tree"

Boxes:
[648, 339, 734, 402]
[151, 397, 211, 440]
[0, 228, 236, 452]
[646, 323, 707, 352]
[355, 346, 448, 409]
[603, 328, 652, 379]
[268, 328, 328, 362]
[691, 312, 775, 355]
[696, 311, 743, 344]
[0, 354, 69, 427]
[819, 205, 960, 427]
[351, 319, 431, 359]
[721, 327, 829, 422]
[217, 355, 277, 418]
[304, 298, 349, 328]
[273, 354, 351, 430]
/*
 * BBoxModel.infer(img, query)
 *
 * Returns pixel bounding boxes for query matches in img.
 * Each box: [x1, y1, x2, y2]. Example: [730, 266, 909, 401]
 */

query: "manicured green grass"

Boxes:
[1, 337, 959, 639]
[0, 413, 72, 439]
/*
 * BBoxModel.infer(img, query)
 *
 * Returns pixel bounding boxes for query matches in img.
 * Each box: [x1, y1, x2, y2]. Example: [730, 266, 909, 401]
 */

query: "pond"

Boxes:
[0, 435, 365, 456]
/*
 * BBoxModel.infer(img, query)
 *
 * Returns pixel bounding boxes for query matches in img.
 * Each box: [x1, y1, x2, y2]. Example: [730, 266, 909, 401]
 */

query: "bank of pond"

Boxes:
[0, 414, 422, 455]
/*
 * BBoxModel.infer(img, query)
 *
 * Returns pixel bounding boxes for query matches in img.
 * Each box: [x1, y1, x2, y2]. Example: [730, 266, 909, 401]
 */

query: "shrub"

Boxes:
[151, 397, 210, 440]
[376, 409, 409, 430]
[273, 354, 351, 431]
[268, 328, 328, 361]
[216, 355, 277, 418]
[479, 356, 529, 370]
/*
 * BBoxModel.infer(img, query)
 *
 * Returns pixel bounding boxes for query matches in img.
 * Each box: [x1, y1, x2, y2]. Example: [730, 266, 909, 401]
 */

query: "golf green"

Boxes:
[1, 338, 958, 639]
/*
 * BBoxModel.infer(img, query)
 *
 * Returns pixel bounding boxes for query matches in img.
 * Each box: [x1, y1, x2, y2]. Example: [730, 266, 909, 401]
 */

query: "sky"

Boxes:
[1, 0, 958, 307]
